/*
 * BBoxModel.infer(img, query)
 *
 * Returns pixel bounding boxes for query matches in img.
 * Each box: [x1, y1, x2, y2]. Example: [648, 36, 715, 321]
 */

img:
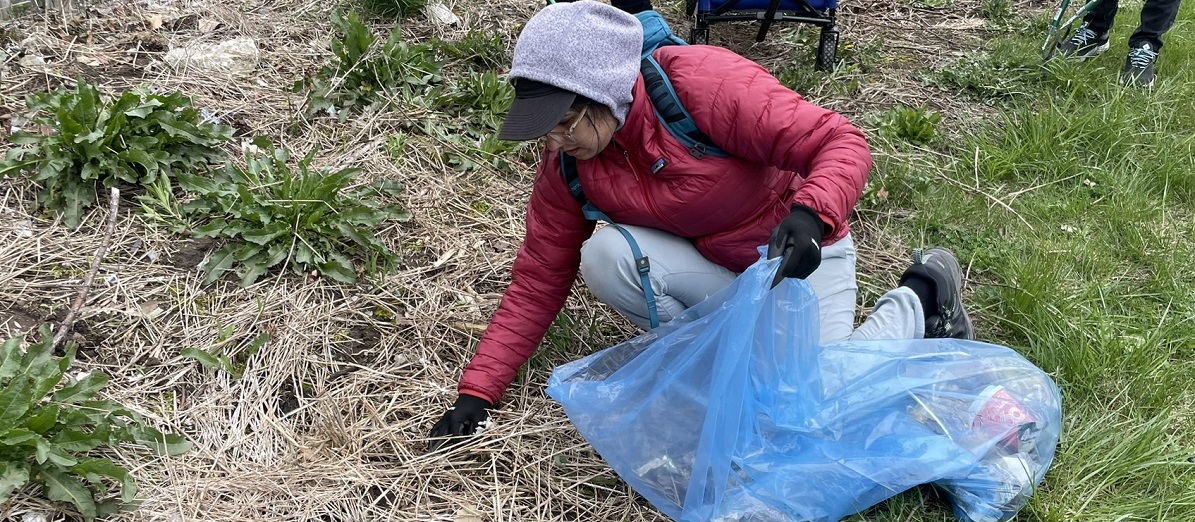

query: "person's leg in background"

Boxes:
[1058, 0, 1119, 59]
[1129, 0, 1182, 49]
[1085, 0, 1122, 38]
[551, 0, 655, 13]
[611, 0, 654, 13]
[1120, 0, 1182, 85]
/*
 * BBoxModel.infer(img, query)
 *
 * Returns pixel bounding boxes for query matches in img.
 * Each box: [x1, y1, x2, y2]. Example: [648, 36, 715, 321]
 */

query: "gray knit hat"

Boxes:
[498, 1, 643, 141]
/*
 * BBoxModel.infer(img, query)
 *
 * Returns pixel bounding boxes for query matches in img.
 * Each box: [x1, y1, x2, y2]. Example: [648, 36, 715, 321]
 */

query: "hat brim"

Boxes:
[498, 88, 576, 141]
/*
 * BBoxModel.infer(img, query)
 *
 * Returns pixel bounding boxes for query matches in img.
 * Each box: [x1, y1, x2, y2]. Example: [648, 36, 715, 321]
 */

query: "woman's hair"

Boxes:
[571, 95, 610, 112]
[571, 95, 614, 133]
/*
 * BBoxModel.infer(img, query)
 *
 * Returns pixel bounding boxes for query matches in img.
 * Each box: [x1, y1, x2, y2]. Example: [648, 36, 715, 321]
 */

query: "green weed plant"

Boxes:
[299, 10, 441, 120]
[879, 106, 941, 145]
[177, 137, 411, 286]
[357, 0, 427, 19]
[0, 82, 231, 228]
[0, 326, 192, 520]
[434, 30, 509, 70]
[180, 331, 270, 379]
[135, 175, 193, 234]
[980, 0, 1013, 25]
[430, 70, 524, 171]
[435, 71, 513, 130]
[925, 43, 1039, 101]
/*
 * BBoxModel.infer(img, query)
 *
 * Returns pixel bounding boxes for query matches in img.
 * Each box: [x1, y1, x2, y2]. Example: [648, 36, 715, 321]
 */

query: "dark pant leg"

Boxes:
[1129, 0, 1183, 49]
[554, 0, 654, 12]
[1084, 0, 1121, 34]
[611, 0, 654, 13]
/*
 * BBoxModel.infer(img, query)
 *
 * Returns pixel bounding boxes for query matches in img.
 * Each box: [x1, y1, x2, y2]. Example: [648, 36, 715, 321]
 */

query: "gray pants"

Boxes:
[579, 225, 925, 343]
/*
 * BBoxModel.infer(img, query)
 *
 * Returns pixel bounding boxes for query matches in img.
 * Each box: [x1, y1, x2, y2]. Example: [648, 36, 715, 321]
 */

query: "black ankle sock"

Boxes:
[901, 275, 937, 317]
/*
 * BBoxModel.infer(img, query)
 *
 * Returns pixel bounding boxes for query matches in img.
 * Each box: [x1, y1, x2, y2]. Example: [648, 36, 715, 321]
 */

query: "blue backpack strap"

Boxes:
[634, 11, 728, 160]
[559, 152, 660, 329]
[640, 56, 727, 159]
[560, 152, 588, 207]
[604, 223, 659, 329]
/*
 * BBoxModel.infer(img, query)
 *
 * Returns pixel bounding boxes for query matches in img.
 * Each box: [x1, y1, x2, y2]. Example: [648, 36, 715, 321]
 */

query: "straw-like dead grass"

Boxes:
[0, 0, 1017, 519]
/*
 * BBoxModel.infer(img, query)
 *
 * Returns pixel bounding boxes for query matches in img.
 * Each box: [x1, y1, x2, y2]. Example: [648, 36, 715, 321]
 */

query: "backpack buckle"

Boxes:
[636, 256, 651, 275]
[689, 143, 707, 159]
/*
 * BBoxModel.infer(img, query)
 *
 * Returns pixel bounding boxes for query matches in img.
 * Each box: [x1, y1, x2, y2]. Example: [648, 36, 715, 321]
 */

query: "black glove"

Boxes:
[766, 204, 826, 288]
[427, 394, 493, 453]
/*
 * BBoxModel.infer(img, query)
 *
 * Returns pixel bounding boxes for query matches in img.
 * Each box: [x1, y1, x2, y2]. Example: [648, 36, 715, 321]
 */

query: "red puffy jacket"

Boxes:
[458, 45, 871, 404]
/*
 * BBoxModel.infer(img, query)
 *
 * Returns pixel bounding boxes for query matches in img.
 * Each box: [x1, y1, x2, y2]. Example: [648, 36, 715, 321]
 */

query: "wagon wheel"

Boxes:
[816, 26, 838, 72]
[690, 20, 710, 45]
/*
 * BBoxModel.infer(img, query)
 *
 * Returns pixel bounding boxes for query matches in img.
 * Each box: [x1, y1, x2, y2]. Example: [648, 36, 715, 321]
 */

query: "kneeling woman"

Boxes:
[427, 1, 972, 450]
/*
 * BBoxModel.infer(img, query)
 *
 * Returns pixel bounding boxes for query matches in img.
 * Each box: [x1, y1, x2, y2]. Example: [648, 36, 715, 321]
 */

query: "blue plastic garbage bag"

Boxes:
[546, 252, 1062, 522]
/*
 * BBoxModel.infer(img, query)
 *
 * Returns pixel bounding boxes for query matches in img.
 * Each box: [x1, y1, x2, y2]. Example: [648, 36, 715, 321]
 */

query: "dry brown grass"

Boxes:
[0, 0, 1015, 519]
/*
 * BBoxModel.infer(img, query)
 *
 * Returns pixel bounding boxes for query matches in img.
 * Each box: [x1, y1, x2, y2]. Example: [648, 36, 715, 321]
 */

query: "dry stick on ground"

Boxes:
[52, 187, 120, 349]
[891, 145, 1036, 231]
[937, 169, 1035, 230]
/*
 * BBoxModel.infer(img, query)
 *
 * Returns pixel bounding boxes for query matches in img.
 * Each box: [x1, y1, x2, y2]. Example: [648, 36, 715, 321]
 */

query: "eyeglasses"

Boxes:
[544, 105, 589, 145]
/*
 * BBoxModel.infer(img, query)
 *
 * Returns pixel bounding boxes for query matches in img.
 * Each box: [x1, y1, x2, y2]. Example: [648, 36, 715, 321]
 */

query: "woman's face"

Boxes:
[542, 105, 617, 160]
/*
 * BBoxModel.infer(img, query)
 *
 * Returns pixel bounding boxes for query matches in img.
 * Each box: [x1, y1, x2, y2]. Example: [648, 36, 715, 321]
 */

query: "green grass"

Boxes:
[851, 0, 1195, 519]
[501, 2, 1195, 518]
[385, 0, 1195, 518]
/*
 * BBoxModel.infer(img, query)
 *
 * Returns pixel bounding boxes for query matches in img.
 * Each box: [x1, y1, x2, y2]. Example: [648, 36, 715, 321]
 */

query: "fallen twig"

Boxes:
[52, 187, 120, 349]
[933, 169, 1036, 231]
[1006, 171, 1084, 203]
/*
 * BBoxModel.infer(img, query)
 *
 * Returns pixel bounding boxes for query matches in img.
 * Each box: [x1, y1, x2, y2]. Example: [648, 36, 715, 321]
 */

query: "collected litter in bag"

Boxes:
[547, 252, 1062, 522]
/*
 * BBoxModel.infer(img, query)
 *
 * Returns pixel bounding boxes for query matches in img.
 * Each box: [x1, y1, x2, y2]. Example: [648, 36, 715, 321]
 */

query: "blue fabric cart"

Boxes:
[688, 0, 840, 70]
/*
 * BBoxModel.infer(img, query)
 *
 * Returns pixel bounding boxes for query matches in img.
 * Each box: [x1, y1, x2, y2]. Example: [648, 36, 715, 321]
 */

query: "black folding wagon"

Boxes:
[687, 0, 840, 71]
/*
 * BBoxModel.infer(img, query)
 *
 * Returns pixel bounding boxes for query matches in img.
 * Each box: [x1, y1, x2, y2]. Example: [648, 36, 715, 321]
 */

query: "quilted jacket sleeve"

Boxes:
[659, 46, 872, 237]
[457, 152, 596, 404]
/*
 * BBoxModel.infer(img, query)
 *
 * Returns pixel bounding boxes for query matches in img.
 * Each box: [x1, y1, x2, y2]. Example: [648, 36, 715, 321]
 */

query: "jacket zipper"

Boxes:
[614, 140, 669, 228]
[614, 140, 641, 182]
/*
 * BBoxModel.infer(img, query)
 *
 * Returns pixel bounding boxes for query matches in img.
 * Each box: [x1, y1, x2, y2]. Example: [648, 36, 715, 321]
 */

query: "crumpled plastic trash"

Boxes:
[548, 250, 1062, 522]
[164, 38, 259, 75]
[423, 1, 460, 26]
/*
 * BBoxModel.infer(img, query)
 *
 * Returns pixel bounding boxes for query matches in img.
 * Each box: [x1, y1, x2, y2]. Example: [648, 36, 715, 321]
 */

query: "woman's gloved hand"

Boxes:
[427, 393, 493, 452]
[766, 204, 827, 288]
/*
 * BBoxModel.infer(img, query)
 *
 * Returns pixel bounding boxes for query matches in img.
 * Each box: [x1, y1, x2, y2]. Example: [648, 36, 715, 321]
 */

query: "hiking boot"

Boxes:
[899, 247, 974, 340]
[1056, 22, 1110, 61]
[1120, 42, 1159, 87]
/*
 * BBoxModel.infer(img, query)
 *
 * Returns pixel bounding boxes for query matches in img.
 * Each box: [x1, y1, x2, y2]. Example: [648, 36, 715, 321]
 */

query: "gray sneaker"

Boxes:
[1119, 42, 1158, 87]
[1057, 22, 1110, 61]
[900, 247, 974, 340]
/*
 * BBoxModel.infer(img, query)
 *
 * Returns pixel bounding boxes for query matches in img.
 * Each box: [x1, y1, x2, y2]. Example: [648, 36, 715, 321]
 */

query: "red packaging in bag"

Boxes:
[969, 385, 1036, 451]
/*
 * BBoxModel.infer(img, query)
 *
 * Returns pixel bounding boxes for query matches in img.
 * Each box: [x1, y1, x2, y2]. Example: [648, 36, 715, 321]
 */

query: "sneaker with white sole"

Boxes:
[1056, 22, 1110, 61]
[1119, 42, 1159, 87]
[899, 247, 974, 340]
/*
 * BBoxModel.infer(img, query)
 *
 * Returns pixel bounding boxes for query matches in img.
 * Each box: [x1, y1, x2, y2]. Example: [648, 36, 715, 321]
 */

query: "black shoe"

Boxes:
[1119, 42, 1158, 87]
[900, 247, 974, 340]
[1056, 22, 1110, 61]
